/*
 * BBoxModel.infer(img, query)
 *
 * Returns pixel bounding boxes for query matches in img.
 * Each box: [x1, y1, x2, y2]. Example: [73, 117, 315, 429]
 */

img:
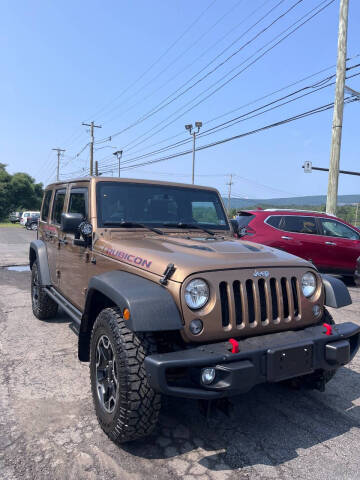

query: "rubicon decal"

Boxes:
[100, 246, 152, 269]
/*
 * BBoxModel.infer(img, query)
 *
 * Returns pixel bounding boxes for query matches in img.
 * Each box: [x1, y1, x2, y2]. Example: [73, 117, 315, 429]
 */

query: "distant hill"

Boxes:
[224, 194, 360, 209]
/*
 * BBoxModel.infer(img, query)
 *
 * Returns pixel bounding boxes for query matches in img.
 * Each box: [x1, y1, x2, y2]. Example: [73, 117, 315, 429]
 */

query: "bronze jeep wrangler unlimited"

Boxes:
[30, 177, 360, 443]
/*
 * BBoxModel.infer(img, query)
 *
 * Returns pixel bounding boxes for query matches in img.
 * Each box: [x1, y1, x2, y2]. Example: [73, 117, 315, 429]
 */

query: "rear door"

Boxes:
[48, 187, 67, 286]
[318, 218, 360, 274]
[57, 184, 90, 309]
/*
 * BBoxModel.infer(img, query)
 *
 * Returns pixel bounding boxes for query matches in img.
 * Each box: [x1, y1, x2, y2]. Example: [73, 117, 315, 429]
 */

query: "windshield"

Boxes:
[97, 182, 229, 231]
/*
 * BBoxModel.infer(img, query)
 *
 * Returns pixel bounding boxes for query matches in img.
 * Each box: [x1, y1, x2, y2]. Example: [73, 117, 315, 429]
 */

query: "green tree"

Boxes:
[0, 164, 43, 221]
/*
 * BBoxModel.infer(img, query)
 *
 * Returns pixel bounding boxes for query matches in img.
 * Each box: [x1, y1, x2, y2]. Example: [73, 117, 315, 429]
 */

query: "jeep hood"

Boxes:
[95, 233, 313, 283]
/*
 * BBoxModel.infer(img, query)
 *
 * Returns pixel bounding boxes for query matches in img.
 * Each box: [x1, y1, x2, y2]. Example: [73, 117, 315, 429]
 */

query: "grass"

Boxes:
[0, 222, 22, 227]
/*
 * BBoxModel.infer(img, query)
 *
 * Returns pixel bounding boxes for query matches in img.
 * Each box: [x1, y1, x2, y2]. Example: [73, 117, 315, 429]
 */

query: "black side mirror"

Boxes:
[61, 213, 83, 234]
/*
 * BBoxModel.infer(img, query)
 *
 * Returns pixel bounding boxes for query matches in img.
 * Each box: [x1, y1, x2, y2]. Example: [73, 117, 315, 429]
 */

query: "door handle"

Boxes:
[325, 241, 336, 246]
[281, 236, 293, 240]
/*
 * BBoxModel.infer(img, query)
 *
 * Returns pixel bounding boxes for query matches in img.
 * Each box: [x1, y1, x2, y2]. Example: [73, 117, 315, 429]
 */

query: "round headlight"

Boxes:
[301, 272, 317, 298]
[185, 278, 209, 310]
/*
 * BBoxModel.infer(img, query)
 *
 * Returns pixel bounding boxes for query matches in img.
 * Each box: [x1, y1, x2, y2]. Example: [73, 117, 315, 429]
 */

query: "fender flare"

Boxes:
[321, 274, 352, 308]
[82, 270, 183, 333]
[29, 240, 51, 286]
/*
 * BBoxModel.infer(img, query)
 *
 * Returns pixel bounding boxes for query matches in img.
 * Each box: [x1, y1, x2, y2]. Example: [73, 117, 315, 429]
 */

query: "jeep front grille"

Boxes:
[219, 276, 300, 330]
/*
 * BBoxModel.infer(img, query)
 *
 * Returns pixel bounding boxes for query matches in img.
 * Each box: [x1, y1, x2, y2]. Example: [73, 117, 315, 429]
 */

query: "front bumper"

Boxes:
[145, 322, 360, 399]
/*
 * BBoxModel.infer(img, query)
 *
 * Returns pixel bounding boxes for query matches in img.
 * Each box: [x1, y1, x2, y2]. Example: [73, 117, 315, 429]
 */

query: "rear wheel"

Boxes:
[90, 307, 161, 443]
[31, 261, 58, 320]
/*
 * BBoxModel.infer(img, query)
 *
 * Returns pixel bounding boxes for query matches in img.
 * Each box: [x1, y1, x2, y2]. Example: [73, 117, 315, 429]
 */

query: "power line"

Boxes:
[97, 0, 249, 126]
[97, 97, 358, 176]
[87, 0, 218, 123]
[97, 0, 278, 128]
[114, 56, 359, 160]
[105, 0, 335, 154]
[97, 0, 302, 143]
[37, 0, 219, 176]
[98, 66, 359, 172]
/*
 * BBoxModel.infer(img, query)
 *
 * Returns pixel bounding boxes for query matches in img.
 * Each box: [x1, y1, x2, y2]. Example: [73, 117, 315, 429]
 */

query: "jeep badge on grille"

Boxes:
[253, 270, 270, 278]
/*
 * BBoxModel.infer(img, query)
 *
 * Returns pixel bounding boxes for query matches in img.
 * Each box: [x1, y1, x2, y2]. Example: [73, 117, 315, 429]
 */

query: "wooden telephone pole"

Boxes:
[326, 0, 349, 215]
[227, 174, 234, 213]
[52, 148, 65, 181]
[82, 121, 102, 176]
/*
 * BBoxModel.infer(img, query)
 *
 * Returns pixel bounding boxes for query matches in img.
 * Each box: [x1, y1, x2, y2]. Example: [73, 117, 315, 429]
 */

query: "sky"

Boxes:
[1, 0, 359, 200]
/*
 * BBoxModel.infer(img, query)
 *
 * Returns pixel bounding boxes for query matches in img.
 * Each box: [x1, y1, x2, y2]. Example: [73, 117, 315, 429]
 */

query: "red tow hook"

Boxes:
[229, 338, 239, 354]
[323, 323, 333, 336]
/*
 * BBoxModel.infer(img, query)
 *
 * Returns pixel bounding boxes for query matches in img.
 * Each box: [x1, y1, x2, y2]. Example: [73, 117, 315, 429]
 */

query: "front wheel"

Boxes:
[90, 307, 161, 443]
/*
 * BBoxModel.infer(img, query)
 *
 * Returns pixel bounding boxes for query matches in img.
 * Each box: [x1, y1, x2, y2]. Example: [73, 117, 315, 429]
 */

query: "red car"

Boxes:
[234, 209, 360, 277]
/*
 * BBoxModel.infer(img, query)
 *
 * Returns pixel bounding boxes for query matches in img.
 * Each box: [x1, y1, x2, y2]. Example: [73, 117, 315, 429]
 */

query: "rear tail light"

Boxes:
[241, 225, 256, 236]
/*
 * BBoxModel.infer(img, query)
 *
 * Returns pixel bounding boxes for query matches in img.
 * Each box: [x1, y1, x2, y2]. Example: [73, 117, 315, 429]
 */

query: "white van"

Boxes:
[20, 211, 40, 226]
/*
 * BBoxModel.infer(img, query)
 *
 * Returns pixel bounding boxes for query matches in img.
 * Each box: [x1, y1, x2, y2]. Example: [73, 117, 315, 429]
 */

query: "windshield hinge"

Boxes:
[160, 263, 176, 285]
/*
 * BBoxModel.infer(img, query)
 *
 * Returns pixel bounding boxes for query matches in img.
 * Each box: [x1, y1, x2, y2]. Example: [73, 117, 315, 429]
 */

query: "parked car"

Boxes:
[9, 211, 23, 223]
[29, 177, 359, 444]
[20, 211, 40, 226]
[234, 209, 360, 277]
[25, 213, 40, 230]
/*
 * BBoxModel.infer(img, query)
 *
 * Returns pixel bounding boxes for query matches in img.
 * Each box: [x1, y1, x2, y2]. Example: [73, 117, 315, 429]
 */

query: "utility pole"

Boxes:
[95, 161, 99, 176]
[113, 150, 123, 177]
[355, 203, 359, 227]
[185, 121, 202, 184]
[326, 0, 349, 215]
[82, 121, 102, 176]
[52, 148, 65, 181]
[227, 174, 234, 214]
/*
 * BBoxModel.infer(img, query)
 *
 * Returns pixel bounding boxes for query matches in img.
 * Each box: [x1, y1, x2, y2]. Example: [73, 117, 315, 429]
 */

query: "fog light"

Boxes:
[201, 368, 216, 385]
[312, 304, 321, 316]
[189, 319, 203, 335]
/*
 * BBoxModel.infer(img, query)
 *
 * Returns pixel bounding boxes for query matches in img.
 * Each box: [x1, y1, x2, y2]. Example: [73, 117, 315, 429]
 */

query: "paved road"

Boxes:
[0, 226, 36, 267]
[1, 227, 360, 480]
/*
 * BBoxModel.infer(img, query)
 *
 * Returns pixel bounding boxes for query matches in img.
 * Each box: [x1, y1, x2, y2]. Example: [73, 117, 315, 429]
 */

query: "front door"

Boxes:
[57, 184, 90, 310]
[318, 218, 360, 274]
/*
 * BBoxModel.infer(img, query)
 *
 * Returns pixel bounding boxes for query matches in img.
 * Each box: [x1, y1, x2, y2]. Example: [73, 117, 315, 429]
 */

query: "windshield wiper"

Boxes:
[103, 221, 164, 235]
[163, 222, 215, 236]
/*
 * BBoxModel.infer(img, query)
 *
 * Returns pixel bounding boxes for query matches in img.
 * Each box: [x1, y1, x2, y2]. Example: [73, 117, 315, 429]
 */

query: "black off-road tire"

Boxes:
[31, 261, 58, 320]
[285, 308, 337, 389]
[90, 307, 161, 443]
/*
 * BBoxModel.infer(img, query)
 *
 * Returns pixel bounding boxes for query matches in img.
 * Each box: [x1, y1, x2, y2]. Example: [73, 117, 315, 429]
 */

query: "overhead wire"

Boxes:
[95, 97, 358, 176]
[97, 0, 302, 143]
[103, 0, 335, 155]
[97, 0, 278, 128]
[97, 65, 360, 172]
[97, 0, 250, 126]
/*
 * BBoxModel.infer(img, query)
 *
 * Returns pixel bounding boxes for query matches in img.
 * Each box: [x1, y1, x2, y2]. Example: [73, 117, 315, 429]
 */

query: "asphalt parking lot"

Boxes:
[1, 226, 360, 480]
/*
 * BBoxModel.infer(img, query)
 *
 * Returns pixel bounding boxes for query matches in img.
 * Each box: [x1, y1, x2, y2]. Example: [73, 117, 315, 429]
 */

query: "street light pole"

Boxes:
[113, 150, 123, 177]
[185, 121, 202, 184]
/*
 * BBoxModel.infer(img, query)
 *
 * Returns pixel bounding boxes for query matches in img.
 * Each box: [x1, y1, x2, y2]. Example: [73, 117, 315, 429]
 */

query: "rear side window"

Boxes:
[266, 215, 282, 228]
[235, 212, 255, 228]
[68, 187, 88, 218]
[41, 190, 52, 221]
[281, 216, 318, 235]
[51, 189, 66, 225]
